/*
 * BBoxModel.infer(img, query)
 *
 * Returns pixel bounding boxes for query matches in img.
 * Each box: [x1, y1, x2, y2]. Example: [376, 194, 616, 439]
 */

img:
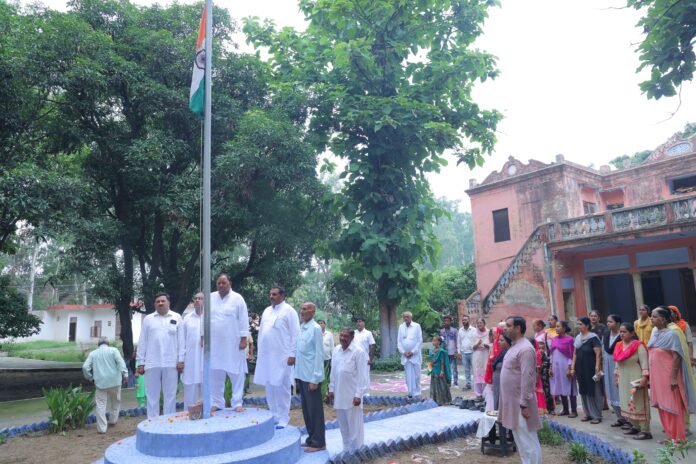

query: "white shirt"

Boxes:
[397, 321, 422, 366]
[457, 325, 477, 354]
[322, 331, 334, 360]
[254, 301, 300, 387]
[179, 311, 203, 384]
[329, 342, 369, 409]
[209, 290, 249, 373]
[354, 328, 375, 359]
[137, 310, 183, 369]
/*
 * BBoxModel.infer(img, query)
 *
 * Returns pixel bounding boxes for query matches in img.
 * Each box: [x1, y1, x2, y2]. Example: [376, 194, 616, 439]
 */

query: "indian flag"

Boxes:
[189, 7, 206, 117]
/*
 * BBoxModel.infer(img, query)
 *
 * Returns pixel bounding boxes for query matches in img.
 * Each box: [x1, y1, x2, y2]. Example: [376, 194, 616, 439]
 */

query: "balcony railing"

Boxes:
[550, 194, 696, 242]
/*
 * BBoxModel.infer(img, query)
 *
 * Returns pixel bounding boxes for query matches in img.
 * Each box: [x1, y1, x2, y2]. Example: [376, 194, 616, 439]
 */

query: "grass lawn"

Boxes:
[0, 341, 76, 352]
[0, 341, 101, 363]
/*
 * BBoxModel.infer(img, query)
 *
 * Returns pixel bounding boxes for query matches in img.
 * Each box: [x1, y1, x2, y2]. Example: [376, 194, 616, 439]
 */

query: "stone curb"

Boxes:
[547, 420, 636, 464]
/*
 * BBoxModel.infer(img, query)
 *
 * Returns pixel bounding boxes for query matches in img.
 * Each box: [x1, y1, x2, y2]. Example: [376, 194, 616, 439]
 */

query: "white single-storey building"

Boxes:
[17, 304, 144, 344]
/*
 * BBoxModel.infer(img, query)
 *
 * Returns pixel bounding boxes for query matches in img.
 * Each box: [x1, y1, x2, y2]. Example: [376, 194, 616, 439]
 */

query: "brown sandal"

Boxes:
[568, 413, 578, 418]
[590, 419, 602, 424]
[633, 432, 652, 440]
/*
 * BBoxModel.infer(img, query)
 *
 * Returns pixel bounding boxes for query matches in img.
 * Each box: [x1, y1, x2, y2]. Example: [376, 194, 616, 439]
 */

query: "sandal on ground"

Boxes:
[581, 416, 592, 422]
[611, 420, 626, 427]
[621, 423, 633, 430]
[568, 413, 578, 418]
[557, 411, 569, 416]
[623, 428, 639, 435]
[633, 433, 652, 440]
[590, 419, 602, 424]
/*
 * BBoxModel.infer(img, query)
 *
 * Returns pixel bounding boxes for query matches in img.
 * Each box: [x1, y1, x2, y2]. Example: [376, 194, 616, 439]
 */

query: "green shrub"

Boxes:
[43, 385, 95, 433]
[632, 450, 647, 464]
[656, 439, 696, 464]
[372, 355, 403, 372]
[568, 441, 591, 463]
[537, 421, 564, 446]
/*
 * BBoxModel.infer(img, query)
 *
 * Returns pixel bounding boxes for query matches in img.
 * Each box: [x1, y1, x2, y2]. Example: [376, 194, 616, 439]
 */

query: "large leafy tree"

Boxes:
[3, 0, 335, 358]
[245, 0, 501, 356]
[0, 276, 42, 339]
[628, 0, 696, 99]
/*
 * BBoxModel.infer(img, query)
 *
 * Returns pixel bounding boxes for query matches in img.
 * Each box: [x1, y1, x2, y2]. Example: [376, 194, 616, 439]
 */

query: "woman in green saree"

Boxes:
[429, 335, 452, 405]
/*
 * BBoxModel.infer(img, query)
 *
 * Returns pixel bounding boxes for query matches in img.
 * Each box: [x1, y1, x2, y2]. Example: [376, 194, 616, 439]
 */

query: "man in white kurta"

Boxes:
[179, 292, 204, 409]
[328, 328, 369, 452]
[354, 318, 376, 389]
[254, 286, 300, 427]
[210, 274, 250, 412]
[136, 292, 183, 419]
[397, 311, 423, 398]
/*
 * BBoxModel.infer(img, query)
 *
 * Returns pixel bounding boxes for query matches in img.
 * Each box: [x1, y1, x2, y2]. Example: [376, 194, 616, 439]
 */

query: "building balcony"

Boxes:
[549, 194, 696, 243]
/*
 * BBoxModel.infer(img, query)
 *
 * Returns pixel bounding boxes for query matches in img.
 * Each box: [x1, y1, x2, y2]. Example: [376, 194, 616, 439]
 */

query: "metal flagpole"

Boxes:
[202, 0, 213, 419]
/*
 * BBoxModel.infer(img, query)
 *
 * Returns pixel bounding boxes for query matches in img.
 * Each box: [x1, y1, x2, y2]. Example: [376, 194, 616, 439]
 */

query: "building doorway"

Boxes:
[641, 268, 696, 326]
[589, 273, 636, 324]
[68, 317, 77, 342]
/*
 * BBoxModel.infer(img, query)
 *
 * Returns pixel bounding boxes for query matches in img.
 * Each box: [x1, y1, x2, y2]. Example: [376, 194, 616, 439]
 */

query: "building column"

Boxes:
[583, 278, 592, 315]
[632, 272, 644, 312]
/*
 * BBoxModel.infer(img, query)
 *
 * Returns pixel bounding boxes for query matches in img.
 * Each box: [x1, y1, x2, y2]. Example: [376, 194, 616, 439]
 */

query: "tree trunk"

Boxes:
[117, 301, 134, 361]
[378, 299, 398, 359]
[27, 242, 39, 310]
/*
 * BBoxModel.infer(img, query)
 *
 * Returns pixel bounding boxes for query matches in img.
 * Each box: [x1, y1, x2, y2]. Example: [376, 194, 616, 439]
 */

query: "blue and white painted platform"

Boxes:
[298, 404, 482, 464]
[96, 401, 482, 464]
[99, 408, 302, 464]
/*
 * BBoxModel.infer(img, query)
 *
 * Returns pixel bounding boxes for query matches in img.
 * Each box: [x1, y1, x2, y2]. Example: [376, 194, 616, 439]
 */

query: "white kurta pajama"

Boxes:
[254, 301, 300, 426]
[179, 311, 203, 408]
[137, 310, 183, 419]
[354, 328, 376, 390]
[330, 342, 369, 452]
[398, 321, 423, 398]
[209, 290, 249, 410]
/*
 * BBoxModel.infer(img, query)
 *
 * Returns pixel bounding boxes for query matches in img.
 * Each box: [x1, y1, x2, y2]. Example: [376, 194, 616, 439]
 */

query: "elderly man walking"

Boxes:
[499, 316, 542, 464]
[254, 286, 300, 427]
[327, 328, 369, 452]
[180, 292, 204, 409]
[210, 273, 250, 412]
[295, 302, 326, 452]
[397, 311, 423, 399]
[82, 337, 128, 433]
[137, 292, 183, 419]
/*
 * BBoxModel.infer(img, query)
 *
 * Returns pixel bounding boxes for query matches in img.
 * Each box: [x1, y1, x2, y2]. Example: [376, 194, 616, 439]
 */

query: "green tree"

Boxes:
[0, 276, 42, 338]
[628, 0, 696, 99]
[245, 0, 501, 357]
[3, 0, 336, 360]
[426, 199, 474, 269]
[423, 264, 476, 316]
[608, 149, 652, 169]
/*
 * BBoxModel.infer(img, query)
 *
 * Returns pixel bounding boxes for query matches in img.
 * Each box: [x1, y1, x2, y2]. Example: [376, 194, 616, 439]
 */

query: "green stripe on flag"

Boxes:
[189, 81, 205, 118]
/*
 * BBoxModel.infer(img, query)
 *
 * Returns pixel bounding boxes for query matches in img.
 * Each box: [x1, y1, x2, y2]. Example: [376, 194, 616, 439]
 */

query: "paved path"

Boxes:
[0, 356, 83, 369]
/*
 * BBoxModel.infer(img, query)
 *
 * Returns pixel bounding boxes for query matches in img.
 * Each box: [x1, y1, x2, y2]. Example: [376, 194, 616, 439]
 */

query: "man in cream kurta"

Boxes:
[136, 292, 183, 419]
[327, 328, 369, 452]
[397, 311, 423, 398]
[499, 316, 542, 464]
[254, 286, 300, 427]
[82, 337, 128, 433]
[180, 292, 204, 408]
[210, 274, 250, 412]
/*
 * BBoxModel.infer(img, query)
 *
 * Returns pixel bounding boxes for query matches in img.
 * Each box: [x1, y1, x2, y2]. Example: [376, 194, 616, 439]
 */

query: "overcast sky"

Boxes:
[34, 0, 696, 210]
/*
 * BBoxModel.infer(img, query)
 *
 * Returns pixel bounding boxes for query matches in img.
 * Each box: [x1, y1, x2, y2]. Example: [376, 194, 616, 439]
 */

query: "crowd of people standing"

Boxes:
[428, 306, 696, 449]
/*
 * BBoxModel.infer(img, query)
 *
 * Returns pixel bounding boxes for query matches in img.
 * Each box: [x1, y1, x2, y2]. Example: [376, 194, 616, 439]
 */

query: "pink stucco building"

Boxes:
[462, 133, 696, 330]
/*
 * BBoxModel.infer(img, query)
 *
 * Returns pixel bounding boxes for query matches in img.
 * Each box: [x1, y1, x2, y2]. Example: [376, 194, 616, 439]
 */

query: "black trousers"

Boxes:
[297, 379, 326, 448]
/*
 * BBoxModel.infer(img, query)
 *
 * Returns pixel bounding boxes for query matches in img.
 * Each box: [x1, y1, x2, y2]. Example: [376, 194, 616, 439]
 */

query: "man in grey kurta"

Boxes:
[83, 337, 128, 433]
[499, 317, 542, 464]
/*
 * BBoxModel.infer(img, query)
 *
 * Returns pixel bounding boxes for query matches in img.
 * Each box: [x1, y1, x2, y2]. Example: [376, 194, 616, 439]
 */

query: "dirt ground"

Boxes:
[367, 436, 584, 464]
[0, 403, 387, 464]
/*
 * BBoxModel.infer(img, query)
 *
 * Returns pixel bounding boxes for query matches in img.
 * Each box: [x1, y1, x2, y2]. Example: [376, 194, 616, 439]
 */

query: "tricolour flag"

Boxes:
[189, 8, 206, 117]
